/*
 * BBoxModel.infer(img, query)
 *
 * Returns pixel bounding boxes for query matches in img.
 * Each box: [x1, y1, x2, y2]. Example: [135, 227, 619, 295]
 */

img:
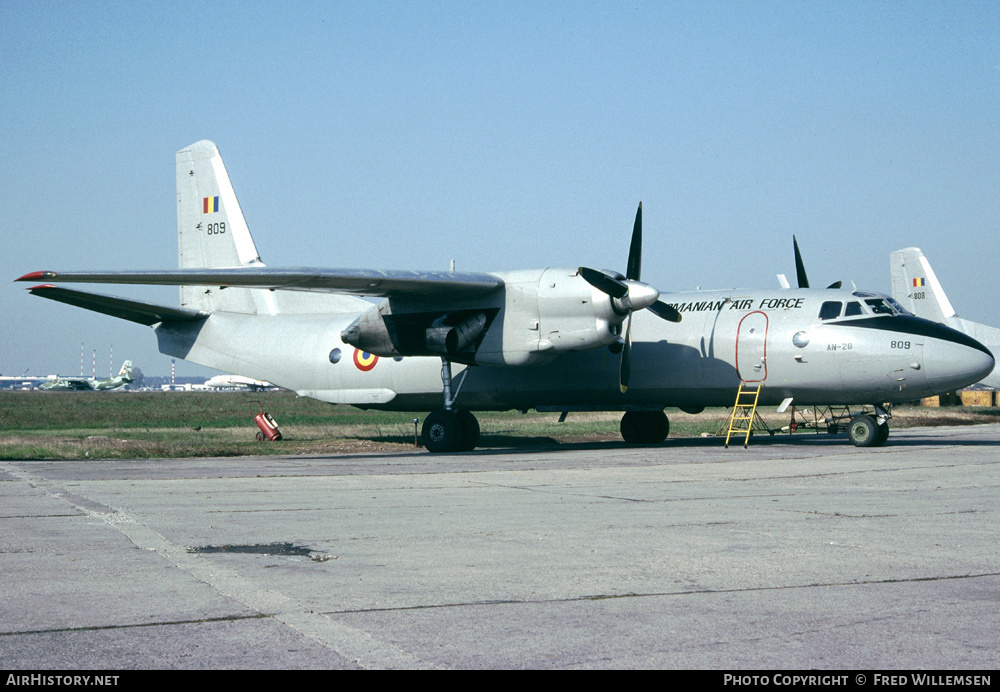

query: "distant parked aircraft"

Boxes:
[204, 374, 276, 391]
[40, 361, 138, 391]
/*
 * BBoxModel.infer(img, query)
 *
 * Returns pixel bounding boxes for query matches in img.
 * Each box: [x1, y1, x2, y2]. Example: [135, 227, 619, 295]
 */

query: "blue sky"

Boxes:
[2, 1, 999, 377]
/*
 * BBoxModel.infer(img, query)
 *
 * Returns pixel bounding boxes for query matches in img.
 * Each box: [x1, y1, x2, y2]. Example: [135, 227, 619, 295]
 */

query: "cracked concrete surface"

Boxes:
[2, 424, 998, 669]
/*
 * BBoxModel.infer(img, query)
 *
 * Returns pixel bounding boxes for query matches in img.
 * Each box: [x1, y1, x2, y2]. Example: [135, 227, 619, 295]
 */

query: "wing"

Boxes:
[24, 285, 208, 326]
[17, 267, 505, 299]
[62, 378, 93, 387]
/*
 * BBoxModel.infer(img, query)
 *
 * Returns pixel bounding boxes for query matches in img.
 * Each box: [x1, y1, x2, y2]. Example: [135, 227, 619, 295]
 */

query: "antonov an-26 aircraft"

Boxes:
[17, 141, 994, 452]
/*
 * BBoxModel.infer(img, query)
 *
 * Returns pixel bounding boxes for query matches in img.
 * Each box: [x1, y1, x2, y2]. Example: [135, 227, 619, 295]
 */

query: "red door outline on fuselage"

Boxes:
[736, 310, 768, 383]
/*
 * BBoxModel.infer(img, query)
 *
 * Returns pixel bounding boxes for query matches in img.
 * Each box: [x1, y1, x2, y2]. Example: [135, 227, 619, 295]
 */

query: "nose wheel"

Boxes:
[848, 407, 891, 447]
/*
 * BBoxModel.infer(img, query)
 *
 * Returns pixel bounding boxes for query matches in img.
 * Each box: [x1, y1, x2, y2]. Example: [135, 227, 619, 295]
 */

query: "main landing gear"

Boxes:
[420, 360, 672, 452]
[619, 410, 670, 444]
[422, 409, 480, 453]
[422, 359, 480, 453]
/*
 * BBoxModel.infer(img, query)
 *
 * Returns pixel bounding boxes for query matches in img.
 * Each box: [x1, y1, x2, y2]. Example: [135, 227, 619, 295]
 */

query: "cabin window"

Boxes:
[819, 301, 842, 320]
[844, 301, 864, 317]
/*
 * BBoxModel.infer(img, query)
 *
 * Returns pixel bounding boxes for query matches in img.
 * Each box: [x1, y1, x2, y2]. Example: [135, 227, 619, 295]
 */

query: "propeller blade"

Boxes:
[620, 313, 633, 393]
[647, 300, 682, 322]
[585, 202, 677, 393]
[579, 266, 629, 298]
[793, 235, 809, 289]
[626, 202, 642, 281]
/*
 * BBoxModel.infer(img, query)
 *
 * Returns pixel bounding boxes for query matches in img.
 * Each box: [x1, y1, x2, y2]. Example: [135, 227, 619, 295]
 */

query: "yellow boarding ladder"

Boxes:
[724, 383, 763, 448]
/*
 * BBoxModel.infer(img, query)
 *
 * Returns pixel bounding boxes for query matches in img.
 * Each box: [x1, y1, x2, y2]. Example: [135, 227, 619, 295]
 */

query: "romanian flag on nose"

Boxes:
[203, 196, 220, 213]
[913, 278, 926, 287]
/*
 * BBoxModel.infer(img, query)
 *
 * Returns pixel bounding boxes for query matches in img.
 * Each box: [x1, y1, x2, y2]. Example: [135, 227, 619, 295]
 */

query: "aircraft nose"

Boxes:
[924, 330, 995, 393]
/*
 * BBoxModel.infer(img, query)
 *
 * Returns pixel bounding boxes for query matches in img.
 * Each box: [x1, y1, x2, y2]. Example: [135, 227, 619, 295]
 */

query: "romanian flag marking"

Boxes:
[203, 196, 220, 213]
[913, 278, 926, 287]
[353, 349, 378, 372]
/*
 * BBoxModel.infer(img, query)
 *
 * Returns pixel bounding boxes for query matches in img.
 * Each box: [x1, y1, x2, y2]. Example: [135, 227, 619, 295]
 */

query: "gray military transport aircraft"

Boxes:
[17, 141, 994, 452]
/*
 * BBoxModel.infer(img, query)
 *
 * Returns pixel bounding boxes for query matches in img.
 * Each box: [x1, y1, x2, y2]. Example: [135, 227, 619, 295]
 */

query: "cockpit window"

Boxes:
[886, 297, 912, 316]
[843, 292, 912, 318]
[865, 298, 897, 315]
[819, 301, 842, 320]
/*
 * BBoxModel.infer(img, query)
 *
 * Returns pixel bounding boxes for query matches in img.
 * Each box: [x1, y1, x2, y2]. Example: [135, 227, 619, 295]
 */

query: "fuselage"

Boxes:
[155, 283, 994, 413]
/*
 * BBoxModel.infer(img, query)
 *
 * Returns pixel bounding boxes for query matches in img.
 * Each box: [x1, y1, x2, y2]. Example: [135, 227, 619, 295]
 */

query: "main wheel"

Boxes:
[456, 409, 480, 451]
[620, 411, 669, 444]
[848, 415, 879, 447]
[422, 409, 463, 453]
[875, 420, 890, 447]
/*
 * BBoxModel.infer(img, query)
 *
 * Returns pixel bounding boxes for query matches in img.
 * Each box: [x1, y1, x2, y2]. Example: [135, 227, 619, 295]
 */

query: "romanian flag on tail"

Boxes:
[203, 196, 220, 213]
[913, 278, 926, 287]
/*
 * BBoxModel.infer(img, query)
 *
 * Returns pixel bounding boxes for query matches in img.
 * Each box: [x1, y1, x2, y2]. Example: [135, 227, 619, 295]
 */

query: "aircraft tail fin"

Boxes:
[889, 247, 957, 322]
[118, 360, 133, 379]
[176, 141, 263, 313]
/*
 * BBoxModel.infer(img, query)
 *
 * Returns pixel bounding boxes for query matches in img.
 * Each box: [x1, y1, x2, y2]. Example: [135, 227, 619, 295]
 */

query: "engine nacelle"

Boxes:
[340, 303, 397, 356]
[339, 268, 629, 367]
[341, 304, 492, 360]
[469, 267, 628, 366]
[533, 268, 624, 353]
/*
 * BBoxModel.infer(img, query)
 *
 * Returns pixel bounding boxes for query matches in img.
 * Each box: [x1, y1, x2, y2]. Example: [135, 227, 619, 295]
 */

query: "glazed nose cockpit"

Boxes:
[921, 323, 995, 393]
[817, 291, 994, 397]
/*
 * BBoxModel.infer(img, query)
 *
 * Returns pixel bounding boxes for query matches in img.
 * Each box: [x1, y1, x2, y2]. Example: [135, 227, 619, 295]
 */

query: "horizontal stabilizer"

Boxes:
[17, 267, 505, 299]
[25, 285, 207, 326]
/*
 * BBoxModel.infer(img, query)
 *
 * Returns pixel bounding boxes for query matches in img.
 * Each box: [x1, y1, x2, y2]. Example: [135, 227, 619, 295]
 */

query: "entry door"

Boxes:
[736, 311, 768, 383]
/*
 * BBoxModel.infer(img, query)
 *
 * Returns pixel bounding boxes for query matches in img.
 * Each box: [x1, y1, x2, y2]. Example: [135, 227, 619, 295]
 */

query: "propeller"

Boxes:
[579, 203, 680, 393]
[793, 235, 842, 290]
[793, 235, 809, 289]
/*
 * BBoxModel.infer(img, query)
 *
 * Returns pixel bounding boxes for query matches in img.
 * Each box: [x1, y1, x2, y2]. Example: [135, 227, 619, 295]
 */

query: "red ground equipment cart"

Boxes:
[250, 401, 282, 441]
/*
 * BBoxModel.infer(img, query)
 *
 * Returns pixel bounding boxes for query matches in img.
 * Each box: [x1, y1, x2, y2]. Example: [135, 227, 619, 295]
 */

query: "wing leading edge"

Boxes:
[17, 267, 505, 300]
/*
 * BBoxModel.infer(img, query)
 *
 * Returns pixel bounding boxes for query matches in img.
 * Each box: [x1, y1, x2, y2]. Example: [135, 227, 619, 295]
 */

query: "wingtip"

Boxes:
[16, 271, 54, 282]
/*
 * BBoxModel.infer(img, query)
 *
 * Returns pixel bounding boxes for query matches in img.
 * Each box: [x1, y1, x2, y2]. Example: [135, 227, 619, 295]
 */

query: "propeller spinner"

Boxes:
[579, 203, 680, 393]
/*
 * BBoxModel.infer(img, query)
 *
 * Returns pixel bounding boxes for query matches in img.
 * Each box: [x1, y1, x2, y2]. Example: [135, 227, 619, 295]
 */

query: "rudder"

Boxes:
[889, 247, 956, 322]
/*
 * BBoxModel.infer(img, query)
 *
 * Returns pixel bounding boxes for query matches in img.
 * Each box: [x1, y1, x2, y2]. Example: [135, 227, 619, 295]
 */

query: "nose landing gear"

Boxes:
[848, 405, 891, 447]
